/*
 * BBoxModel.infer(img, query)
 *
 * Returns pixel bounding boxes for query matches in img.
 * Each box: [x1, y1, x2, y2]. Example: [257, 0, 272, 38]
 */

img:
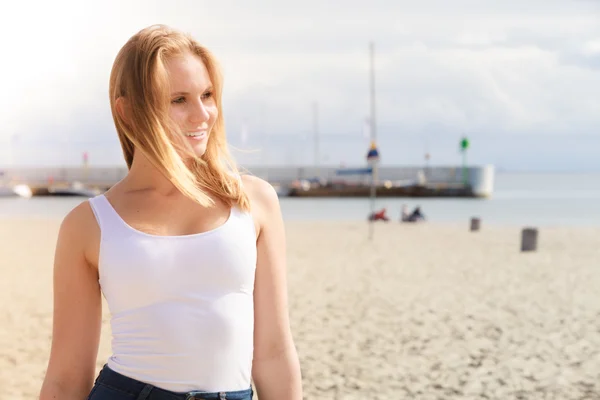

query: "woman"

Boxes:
[39, 25, 302, 400]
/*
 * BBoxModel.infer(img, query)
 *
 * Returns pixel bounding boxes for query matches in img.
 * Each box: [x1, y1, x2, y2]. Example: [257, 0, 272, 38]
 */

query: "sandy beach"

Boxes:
[2, 217, 600, 399]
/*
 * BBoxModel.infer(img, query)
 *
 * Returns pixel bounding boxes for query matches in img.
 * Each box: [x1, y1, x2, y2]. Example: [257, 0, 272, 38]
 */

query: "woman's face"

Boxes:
[166, 51, 218, 158]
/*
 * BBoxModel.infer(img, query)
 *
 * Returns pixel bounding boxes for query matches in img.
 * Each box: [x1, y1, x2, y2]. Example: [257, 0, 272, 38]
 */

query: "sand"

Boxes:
[1, 218, 600, 399]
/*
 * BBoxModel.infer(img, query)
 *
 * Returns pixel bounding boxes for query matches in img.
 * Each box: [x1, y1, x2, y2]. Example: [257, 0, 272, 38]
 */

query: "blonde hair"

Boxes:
[109, 24, 250, 211]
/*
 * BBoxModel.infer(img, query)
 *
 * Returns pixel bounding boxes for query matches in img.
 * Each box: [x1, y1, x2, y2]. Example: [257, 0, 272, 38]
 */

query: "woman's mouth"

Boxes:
[185, 131, 207, 141]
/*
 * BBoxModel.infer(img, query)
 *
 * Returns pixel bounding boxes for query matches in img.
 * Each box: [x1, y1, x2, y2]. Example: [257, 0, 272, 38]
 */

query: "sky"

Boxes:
[0, 0, 599, 171]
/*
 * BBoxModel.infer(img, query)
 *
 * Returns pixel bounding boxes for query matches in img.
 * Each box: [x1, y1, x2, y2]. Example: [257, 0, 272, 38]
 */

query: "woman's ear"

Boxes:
[115, 97, 130, 125]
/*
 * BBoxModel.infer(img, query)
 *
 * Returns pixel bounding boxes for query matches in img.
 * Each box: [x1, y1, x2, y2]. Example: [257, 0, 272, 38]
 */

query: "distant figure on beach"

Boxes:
[401, 204, 410, 221]
[369, 207, 390, 222]
[401, 205, 426, 223]
[39, 25, 301, 400]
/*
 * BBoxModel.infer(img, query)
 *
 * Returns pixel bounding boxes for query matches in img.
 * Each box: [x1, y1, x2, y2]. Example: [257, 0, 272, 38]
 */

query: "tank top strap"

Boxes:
[229, 198, 257, 241]
[88, 194, 125, 232]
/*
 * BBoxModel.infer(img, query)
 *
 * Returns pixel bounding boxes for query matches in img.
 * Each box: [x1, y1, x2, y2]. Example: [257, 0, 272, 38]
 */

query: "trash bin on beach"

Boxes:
[521, 228, 538, 252]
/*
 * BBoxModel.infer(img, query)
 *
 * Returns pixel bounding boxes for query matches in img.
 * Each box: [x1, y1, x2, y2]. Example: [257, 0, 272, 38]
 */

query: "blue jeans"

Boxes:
[87, 364, 253, 399]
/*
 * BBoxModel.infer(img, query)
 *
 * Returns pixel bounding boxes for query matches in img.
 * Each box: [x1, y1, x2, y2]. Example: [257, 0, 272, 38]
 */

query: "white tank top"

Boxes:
[88, 194, 257, 393]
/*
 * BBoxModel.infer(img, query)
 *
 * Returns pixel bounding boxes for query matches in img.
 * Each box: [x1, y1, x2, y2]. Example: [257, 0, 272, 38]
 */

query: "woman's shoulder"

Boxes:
[239, 174, 281, 230]
[60, 198, 100, 233]
[240, 174, 279, 207]
[55, 198, 101, 263]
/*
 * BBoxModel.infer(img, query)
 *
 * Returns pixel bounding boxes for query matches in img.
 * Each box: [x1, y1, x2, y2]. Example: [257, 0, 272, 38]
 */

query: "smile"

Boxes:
[185, 131, 207, 140]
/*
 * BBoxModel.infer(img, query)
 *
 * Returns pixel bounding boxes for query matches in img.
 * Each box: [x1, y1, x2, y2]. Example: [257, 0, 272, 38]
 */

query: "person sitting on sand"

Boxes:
[369, 207, 390, 222]
[401, 205, 426, 223]
[408, 206, 425, 222]
[400, 204, 410, 222]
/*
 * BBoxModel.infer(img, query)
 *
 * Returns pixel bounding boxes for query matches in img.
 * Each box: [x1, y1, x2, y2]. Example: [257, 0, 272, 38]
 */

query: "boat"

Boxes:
[271, 183, 291, 197]
[0, 186, 15, 197]
[48, 181, 102, 197]
[0, 184, 33, 198]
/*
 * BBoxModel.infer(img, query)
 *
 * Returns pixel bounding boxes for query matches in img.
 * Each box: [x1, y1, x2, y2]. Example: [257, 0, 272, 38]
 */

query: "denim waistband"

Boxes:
[94, 364, 253, 400]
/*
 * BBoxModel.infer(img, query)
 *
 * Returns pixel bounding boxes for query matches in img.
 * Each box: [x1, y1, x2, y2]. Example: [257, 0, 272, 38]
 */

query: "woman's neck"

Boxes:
[124, 151, 179, 195]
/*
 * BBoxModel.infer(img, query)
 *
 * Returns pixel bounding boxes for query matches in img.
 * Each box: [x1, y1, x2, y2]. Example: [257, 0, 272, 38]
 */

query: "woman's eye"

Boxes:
[202, 91, 213, 100]
[172, 97, 186, 104]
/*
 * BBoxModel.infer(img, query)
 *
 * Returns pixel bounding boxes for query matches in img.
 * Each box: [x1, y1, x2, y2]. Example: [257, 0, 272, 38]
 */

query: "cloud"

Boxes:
[558, 39, 600, 70]
[1, 0, 599, 169]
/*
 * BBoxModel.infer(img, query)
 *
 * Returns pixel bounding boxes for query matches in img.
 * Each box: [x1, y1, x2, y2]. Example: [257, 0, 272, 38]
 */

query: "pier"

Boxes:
[0, 164, 495, 198]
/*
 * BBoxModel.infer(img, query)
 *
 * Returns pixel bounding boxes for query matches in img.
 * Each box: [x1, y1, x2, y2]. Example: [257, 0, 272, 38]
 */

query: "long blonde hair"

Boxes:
[109, 24, 250, 211]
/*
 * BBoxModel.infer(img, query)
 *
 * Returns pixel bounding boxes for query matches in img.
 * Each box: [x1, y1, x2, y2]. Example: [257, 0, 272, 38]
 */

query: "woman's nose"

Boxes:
[189, 98, 210, 123]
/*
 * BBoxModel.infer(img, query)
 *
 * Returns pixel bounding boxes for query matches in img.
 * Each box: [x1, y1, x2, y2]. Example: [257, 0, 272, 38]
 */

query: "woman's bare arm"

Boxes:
[243, 176, 303, 400]
[39, 202, 102, 400]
